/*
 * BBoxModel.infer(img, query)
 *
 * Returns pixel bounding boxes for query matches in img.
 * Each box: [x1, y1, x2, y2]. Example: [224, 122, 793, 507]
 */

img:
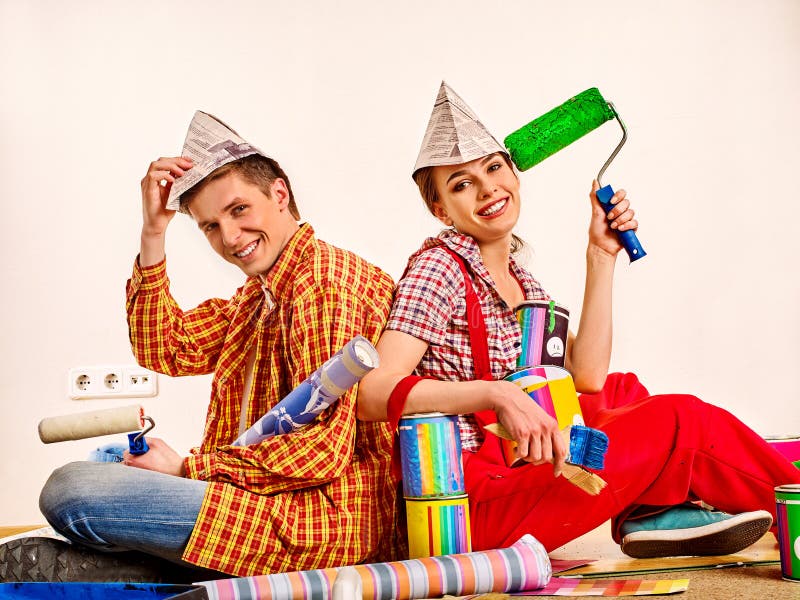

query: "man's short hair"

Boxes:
[181, 154, 300, 219]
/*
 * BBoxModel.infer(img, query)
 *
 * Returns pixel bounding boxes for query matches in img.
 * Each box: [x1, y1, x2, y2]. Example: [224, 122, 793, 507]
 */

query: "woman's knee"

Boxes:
[641, 393, 706, 417]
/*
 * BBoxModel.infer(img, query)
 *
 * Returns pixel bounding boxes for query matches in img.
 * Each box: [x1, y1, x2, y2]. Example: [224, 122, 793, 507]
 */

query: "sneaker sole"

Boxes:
[620, 510, 773, 559]
[0, 537, 192, 583]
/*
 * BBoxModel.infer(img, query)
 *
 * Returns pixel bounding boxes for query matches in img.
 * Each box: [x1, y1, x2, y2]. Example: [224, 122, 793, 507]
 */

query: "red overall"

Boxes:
[389, 249, 800, 553]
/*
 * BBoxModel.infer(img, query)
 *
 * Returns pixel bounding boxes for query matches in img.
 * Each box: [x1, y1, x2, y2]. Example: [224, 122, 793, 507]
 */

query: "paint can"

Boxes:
[502, 366, 583, 467]
[765, 435, 800, 465]
[398, 413, 465, 497]
[406, 494, 472, 558]
[515, 301, 569, 369]
[776, 483, 800, 582]
[505, 366, 583, 429]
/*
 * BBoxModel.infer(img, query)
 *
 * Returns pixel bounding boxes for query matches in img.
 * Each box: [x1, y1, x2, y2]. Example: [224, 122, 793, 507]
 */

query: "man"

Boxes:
[4, 112, 398, 581]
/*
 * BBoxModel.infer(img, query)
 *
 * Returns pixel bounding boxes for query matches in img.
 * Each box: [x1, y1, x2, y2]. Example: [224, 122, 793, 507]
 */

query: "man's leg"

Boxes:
[0, 461, 221, 583]
[39, 461, 206, 563]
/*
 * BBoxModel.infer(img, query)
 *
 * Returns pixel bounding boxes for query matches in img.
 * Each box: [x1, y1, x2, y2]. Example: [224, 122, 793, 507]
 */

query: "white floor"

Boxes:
[548, 521, 627, 561]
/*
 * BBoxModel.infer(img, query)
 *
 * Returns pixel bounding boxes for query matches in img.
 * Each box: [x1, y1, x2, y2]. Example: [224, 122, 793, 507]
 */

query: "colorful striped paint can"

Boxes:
[398, 413, 465, 497]
[406, 494, 472, 559]
[505, 366, 583, 429]
[765, 435, 800, 464]
[515, 301, 569, 369]
[776, 484, 800, 582]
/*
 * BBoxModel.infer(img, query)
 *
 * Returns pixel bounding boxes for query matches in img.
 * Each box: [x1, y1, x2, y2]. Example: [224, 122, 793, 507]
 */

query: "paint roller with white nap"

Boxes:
[38, 404, 155, 455]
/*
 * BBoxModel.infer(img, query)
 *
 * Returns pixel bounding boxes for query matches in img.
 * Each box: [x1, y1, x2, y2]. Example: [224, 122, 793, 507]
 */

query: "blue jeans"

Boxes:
[39, 461, 207, 565]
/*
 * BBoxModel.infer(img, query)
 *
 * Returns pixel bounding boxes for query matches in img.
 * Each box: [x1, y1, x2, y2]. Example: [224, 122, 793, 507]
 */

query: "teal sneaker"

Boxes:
[619, 503, 773, 558]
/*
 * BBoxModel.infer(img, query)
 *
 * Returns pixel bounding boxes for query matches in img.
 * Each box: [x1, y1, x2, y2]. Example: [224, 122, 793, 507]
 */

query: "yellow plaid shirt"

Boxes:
[126, 224, 398, 576]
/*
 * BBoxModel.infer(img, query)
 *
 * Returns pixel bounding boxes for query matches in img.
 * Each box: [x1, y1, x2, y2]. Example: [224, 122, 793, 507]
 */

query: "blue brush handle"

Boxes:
[596, 184, 646, 263]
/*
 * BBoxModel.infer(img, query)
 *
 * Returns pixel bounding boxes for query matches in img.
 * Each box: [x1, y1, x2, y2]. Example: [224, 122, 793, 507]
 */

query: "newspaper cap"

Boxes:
[166, 111, 268, 213]
[412, 81, 506, 180]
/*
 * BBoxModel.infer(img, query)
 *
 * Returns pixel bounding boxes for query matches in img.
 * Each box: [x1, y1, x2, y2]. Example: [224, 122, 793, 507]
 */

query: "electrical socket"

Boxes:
[68, 365, 158, 400]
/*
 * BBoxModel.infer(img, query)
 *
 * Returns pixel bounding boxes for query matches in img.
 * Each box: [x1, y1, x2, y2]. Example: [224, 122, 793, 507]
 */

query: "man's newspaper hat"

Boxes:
[412, 81, 506, 180]
[166, 111, 268, 213]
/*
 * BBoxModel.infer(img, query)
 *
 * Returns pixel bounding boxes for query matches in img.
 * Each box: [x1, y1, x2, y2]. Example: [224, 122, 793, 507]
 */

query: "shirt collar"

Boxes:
[419, 228, 539, 303]
[436, 229, 497, 289]
[436, 229, 484, 267]
[258, 222, 315, 301]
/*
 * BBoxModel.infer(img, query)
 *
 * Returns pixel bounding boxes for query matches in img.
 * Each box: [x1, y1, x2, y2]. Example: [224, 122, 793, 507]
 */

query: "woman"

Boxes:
[358, 82, 799, 558]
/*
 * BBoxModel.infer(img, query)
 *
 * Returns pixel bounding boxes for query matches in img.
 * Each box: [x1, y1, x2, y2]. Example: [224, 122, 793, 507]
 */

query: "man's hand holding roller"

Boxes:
[123, 437, 186, 477]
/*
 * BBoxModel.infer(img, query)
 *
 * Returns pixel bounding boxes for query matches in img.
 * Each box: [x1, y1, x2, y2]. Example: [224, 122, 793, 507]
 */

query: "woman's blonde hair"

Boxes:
[412, 153, 525, 254]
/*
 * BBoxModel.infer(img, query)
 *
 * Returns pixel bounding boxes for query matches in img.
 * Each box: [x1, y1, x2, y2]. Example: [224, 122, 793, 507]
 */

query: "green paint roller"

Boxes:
[504, 88, 646, 262]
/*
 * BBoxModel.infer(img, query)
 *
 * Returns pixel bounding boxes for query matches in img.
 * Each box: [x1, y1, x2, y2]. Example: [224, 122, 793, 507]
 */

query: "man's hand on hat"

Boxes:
[140, 156, 194, 237]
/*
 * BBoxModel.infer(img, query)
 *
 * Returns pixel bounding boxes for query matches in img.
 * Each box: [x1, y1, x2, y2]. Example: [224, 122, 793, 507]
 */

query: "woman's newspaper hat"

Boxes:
[412, 81, 506, 180]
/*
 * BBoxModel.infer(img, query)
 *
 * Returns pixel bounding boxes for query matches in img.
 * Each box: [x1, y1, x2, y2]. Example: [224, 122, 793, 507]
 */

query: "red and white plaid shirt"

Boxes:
[126, 224, 398, 576]
[386, 230, 550, 451]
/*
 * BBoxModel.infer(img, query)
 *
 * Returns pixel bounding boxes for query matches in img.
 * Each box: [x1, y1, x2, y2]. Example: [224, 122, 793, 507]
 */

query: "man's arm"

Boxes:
[127, 156, 232, 377]
[126, 255, 237, 377]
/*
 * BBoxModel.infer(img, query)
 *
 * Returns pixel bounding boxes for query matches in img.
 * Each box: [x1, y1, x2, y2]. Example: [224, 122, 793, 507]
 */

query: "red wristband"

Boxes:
[388, 375, 429, 430]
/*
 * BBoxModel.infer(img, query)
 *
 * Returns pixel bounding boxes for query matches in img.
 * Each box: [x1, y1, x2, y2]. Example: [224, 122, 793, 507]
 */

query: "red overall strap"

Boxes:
[386, 244, 493, 421]
[438, 247, 492, 380]
[438, 247, 498, 428]
[387, 243, 498, 481]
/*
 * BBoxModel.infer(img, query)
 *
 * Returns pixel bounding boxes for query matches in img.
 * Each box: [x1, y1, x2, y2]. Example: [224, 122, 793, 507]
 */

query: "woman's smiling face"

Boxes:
[430, 153, 521, 245]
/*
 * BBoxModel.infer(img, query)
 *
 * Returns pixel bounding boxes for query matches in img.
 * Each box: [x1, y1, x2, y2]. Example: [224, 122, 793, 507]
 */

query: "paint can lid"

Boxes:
[401, 411, 453, 419]
[764, 434, 800, 442]
[775, 483, 800, 494]
[399, 413, 459, 429]
[506, 365, 572, 381]
[404, 493, 469, 502]
[515, 300, 570, 317]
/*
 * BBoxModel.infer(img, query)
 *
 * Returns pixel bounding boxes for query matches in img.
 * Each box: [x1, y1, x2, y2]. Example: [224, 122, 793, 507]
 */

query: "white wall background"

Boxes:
[1, 1, 798, 524]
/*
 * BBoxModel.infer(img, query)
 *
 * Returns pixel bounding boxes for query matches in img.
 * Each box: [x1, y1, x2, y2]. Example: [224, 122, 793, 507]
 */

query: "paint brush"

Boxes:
[568, 424, 609, 470]
[484, 423, 607, 496]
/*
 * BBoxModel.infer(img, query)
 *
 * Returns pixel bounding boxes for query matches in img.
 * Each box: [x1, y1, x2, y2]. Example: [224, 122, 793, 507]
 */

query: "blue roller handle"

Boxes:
[127, 431, 149, 455]
[596, 184, 646, 263]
